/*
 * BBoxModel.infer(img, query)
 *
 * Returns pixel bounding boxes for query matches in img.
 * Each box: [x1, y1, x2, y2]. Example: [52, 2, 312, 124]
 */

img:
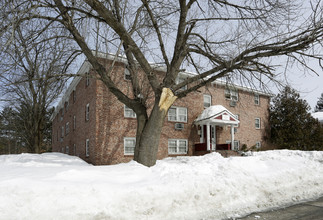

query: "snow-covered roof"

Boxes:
[312, 111, 323, 123]
[195, 105, 239, 125]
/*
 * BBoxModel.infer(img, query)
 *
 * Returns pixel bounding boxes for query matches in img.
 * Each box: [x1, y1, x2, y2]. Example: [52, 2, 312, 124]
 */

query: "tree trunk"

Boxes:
[134, 88, 177, 167]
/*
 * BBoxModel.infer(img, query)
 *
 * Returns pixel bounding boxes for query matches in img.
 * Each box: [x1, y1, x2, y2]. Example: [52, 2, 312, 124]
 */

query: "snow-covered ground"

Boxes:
[1, 150, 323, 220]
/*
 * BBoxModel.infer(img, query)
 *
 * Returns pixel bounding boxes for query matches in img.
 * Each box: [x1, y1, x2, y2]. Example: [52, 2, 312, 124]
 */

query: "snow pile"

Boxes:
[1, 151, 323, 220]
[312, 111, 323, 123]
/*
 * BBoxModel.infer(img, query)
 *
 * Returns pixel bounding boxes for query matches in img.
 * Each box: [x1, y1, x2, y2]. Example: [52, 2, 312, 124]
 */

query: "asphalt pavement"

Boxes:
[235, 197, 323, 220]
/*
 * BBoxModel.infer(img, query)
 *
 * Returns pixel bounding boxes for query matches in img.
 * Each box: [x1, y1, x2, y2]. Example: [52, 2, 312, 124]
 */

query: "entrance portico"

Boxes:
[194, 105, 240, 152]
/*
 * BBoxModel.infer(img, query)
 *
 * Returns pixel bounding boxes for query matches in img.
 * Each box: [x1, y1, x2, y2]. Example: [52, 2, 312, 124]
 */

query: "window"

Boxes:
[73, 144, 76, 156]
[66, 122, 70, 135]
[124, 105, 136, 118]
[73, 90, 76, 103]
[226, 140, 240, 150]
[234, 114, 240, 127]
[66, 146, 69, 154]
[203, 94, 211, 108]
[225, 88, 238, 101]
[168, 106, 187, 122]
[85, 139, 90, 157]
[254, 94, 260, 105]
[73, 115, 76, 130]
[124, 68, 131, 80]
[85, 103, 90, 121]
[61, 147, 64, 153]
[61, 126, 64, 137]
[255, 118, 261, 129]
[124, 137, 136, 155]
[256, 141, 261, 149]
[176, 75, 187, 91]
[86, 72, 90, 86]
[168, 139, 188, 154]
[60, 108, 64, 121]
[65, 101, 69, 112]
[57, 130, 59, 141]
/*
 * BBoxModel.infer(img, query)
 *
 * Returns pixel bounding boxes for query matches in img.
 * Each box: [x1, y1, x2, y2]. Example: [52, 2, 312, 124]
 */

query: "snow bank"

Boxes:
[0, 150, 323, 220]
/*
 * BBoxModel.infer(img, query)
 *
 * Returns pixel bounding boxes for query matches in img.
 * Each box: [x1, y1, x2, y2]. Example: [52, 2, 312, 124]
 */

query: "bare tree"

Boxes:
[0, 22, 78, 153]
[2, 0, 322, 165]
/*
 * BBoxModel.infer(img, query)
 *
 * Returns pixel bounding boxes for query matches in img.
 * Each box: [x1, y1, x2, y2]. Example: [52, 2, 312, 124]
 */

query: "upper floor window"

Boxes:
[255, 118, 261, 129]
[124, 105, 136, 118]
[61, 126, 64, 137]
[85, 72, 90, 86]
[85, 103, 90, 121]
[85, 139, 90, 157]
[73, 115, 76, 130]
[176, 75, 187, 91]
[66, 122, 70, 135]
[225, 88, 238, 101]
[168, 106, 187, 122]
[254, 94, 260, 105]
[203, 94, 212, 108]
[73, 90, 76, 103]
[124, 137, 135, 155]
[65, 101, 69, 112]
[168, 139, 188, 154]
[124, 68, 131, 80]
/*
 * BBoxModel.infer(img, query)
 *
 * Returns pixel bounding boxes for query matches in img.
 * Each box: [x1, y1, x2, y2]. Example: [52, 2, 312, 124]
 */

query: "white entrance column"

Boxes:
[206, 122, 210, 151]
[231, 125, 235, 150]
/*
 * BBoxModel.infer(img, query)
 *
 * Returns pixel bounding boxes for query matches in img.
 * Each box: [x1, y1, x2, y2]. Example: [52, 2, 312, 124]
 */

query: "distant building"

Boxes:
[51, 55, 271, 165]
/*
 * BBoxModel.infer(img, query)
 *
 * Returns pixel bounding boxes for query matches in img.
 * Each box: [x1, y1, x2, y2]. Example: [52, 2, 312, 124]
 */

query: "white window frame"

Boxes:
[61, 147, 64, 153]
[66, 122, 70, 135]
[85, 139, 90, 157]
[73, 115, 76, 130]
[85, 103, 90, 121]
[256, 141, 261, 149]
[254, 94, 260, 105]
[66, 146, 69, 154]
[176, 75, 187, 91]
[225, 88, 239, 101]
[168, 106, 187, 122]
[168, 139, 188, 154]
[226, 140, 240, 150]
[124, 68, 131, 80]
[255, 118, 261, 129]
[124, 105, 136, 118]
[124, 137, 136, 155]
[86, 72, 90, 86]
[203, 94, 212, 108]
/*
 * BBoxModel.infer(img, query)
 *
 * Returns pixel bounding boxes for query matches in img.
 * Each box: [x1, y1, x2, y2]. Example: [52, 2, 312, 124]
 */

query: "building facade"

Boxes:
[51, 56, 271, 165]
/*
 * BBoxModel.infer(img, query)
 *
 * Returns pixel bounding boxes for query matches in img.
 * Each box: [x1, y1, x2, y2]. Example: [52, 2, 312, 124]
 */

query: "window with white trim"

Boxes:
[176, 75, 187, 91]
[73, 115, 76, 130]
[168, 139, 188, 154]
[168, 106, 187, 122]
[66, 122, 70, 135]
[254, 94, 260, 105]
[86, 72, 90, 86]
[66, 146, 69, 154]
[61, 126, 64, 137]
[61, 147, 64, 153]
[85, 103, 90, 121]
[124, 137, 135, 155]
[225, 88, 238, 101]
[124, 105, 136, 118]
[203, 94, 211, 108]
[255, 118, 261, 129]
[256, 141, 261, 149]
[226, 140, 240, 150]
[124, 68, 131, 80]
[85, 139, 90, 157]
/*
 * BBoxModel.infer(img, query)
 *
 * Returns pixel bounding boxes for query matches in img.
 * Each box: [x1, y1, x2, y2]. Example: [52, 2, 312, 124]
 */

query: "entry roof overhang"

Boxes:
[194, 105, 240, 126]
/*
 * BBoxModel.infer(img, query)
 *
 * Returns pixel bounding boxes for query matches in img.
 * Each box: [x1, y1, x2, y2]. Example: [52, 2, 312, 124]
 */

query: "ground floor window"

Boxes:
[85, 139, 90, 157]
[256, 141, 261, 149]
[168, 139, 188, 154]
[124, 137, 136, 155]
[226, 140, 240, 150]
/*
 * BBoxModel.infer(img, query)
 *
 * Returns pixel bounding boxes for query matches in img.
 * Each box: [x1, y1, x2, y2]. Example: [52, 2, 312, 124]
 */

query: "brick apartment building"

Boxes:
[51, 55, 271, 165]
